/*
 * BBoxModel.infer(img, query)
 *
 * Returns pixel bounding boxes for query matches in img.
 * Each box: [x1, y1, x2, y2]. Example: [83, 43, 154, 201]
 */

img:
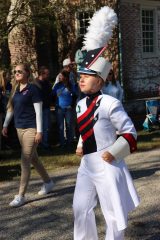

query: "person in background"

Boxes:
[74, 36, 87, 71]
[0, 70, 7, 96]
[2, 63, 54, 207]
[53, 58, 77, 87]
[0, 90, 3, 150]
[3, 70, 12, 108]
[37, 66, 52, 149]
[73, 51, 140, 239]
[0, 71, 5, 150]
[0, 70, 12, 150]
[102, 69, 123, 102]
[53, 58, 79, 141]
[70, 37, 87, 101]
[52, 69, 77, 148]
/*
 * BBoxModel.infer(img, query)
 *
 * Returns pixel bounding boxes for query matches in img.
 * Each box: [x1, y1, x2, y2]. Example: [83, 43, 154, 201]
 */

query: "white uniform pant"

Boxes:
[73, 171, 125, 240]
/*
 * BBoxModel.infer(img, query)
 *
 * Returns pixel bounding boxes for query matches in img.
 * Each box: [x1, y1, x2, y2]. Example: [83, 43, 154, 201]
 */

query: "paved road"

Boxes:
[0, 149, 160, 240]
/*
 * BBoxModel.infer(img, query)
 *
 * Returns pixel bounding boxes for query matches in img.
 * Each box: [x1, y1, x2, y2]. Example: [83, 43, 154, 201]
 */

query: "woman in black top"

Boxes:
[2, 63, 54, 207]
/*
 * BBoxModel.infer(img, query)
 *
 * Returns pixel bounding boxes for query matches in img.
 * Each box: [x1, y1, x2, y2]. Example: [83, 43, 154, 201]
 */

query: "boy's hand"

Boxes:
[76, 147, 83, 157]
[2, 127, 8, 137]
[102, 151, 115, 163]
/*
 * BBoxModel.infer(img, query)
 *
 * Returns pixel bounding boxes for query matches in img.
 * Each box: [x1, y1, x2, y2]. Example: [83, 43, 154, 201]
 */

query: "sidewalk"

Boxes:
[0, 149, 160, 240]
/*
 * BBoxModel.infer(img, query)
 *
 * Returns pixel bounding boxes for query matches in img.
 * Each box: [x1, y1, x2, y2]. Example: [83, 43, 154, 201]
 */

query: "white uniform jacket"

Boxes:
[75, 93, 140, 231]
[76, 93, 137, 161]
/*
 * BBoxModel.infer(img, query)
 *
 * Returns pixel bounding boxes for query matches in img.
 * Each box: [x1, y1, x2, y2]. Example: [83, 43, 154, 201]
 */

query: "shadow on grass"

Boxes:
[0, 141, 77, 160]
[0, 143, 78, 181]
[0, 149, 20, 161]
[137, 130, 160, 142]
[137, 129, 160, 152]
[0, 164, 21, 181]
[38, 144, 77, 157]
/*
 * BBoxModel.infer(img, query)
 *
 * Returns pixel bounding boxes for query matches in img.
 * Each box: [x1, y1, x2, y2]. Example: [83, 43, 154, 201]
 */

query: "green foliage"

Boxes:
[137, 129, 160, 151]
[0, 0, 52, 45]
[0, 0, 110, 45]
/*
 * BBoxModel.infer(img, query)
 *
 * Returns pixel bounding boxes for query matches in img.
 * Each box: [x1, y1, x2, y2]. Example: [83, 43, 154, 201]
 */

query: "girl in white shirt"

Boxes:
[2, 63, 54, 207]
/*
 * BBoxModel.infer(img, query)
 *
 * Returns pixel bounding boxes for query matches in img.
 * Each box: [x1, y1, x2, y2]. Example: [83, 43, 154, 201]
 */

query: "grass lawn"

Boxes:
[0, 129, 160, 181]
[137, 129, 160, 151]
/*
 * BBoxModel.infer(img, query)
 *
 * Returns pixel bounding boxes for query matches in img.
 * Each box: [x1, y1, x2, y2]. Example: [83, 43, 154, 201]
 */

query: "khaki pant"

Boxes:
[17, 128, 50, 196]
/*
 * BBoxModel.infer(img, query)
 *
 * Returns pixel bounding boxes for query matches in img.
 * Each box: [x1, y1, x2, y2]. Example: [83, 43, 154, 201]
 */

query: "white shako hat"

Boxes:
[78, 47, 112, 81]
[78, 6, 117, 81]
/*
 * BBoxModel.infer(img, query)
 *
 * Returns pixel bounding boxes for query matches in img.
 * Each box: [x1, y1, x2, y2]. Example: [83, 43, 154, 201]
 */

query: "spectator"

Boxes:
[3, 70, 12, 109]
[52, 69, 77, 148]
[2, 63, 54, 207]
[102, 69, 123, 102]
[53, 58, 77, 87]
[70, 37, 88, 101]
[0, 89, 2, 150]
[74, 36, 87, 71]
[0, 70, 5, 150]
[0, 69, 13, 150]
[53, 58, 79, 141]
[37, 66, 52, 149]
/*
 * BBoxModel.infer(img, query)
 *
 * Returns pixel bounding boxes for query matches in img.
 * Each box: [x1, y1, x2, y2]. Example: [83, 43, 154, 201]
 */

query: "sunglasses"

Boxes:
[13, 70, 24, 74]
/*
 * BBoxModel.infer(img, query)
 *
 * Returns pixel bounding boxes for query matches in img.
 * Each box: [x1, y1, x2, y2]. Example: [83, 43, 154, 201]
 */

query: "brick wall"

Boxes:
[120, 1, 160, 100]
[8, 26, 38, 73]
[7, 0, 38, 74]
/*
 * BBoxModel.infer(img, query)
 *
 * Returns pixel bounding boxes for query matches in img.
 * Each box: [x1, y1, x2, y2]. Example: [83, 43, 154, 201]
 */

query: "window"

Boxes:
[76, 11, 93, 36]
[141, 8, 157, 55]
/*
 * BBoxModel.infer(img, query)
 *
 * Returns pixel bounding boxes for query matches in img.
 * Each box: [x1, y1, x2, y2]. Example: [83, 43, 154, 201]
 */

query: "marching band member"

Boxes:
[73, 6, 140, 240]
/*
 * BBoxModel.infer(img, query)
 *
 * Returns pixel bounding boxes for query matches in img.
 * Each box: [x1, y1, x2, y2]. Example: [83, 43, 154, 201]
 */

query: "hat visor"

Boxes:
[78, 68, 97, 75]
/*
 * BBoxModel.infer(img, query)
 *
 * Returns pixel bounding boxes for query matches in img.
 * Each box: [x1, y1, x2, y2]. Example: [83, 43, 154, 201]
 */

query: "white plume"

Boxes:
[83, 6, 117, 51]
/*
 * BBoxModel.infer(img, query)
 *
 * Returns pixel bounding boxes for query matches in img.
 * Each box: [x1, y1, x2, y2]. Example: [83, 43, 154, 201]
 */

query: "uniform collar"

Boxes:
[86, 91, 102, 100]
[86, 91, 102, 107]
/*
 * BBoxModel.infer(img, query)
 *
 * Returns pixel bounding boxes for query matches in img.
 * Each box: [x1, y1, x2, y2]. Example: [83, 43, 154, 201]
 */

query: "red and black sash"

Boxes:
[77, 94, 102, 154]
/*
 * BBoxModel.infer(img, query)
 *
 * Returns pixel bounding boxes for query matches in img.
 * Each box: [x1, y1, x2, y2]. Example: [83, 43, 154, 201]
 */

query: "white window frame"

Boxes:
[141, 6, 158, 58]
[75, 10, 94, 37]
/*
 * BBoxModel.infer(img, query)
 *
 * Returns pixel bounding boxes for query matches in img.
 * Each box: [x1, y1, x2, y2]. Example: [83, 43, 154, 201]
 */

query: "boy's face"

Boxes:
[79, 73, 102, 94]
[42, 69, 50, 80]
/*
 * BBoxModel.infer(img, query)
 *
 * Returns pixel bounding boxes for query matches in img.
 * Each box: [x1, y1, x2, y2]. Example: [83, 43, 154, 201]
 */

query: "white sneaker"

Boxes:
[9, 195, 25, 207]
[38, 180, 54, 195]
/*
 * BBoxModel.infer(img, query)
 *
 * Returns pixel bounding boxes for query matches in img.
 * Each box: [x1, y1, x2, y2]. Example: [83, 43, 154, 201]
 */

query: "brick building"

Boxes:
[120, 0, 160, 100]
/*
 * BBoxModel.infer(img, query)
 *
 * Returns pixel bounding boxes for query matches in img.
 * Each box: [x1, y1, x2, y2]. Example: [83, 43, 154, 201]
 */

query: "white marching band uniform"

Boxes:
[73, 94, 140, 240]
[73, 6, 140, 240]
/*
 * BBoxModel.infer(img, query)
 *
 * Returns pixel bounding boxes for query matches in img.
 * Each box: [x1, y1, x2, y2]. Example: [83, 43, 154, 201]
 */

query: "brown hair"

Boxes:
[60, 69, 71, 91]
[107, 70, 117, 86]
[7, 63, 39, 111]
[61, 69, 70, 79]
[38, 66, 49, 75]
[0, 70, 6, 92]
